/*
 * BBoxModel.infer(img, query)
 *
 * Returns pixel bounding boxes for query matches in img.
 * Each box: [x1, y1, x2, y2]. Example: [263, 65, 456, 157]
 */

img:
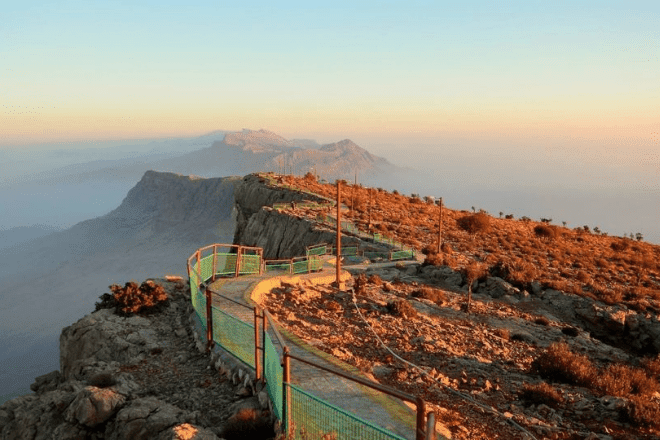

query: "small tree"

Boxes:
[462, 262, 487, 313]
[636, 232, 644, 242]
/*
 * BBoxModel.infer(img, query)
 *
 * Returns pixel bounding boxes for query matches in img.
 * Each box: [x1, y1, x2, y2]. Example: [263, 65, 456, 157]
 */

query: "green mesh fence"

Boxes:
[287, 384, 408, 440]
[364, 251, 390, 260]
[292, 260, 311, 274]
[265, 262, 292, 273]
[391, 250, 414, 260]
[306, 245, 327, 256]
[332, 247, 359, 256]
[200, 255, 214, 281]
[240, 254, 262, 274]
[309, 257, 323, 271]
[211, 306, 255, 368]
[264, 336, 284, 420]
[215, 253, 238, 277]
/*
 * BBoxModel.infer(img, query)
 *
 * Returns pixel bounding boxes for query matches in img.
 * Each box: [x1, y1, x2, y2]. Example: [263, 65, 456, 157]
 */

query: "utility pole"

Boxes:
[336, 180, 342, 288]
[437, 197, 443, 254]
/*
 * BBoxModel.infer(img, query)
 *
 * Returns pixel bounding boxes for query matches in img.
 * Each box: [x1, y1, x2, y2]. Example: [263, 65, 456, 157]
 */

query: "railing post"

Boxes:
[425, 411, 436, 440]
[212, 245, 217, 282]
[262, 309, 267, 384]
[259, 249, 264, 275]
[416, 397, 426, 440]
[235, 246, 242, 278]
[289, 259, 293, 274]
[205, 288, 214, 353]
[254, 306, 261, 381]
[283, 347, 291, 435]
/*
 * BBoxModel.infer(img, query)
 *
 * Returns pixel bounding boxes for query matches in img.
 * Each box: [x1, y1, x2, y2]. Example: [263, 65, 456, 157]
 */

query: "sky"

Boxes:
[1, 1, 659, 199]
[2, 1, 657, 143]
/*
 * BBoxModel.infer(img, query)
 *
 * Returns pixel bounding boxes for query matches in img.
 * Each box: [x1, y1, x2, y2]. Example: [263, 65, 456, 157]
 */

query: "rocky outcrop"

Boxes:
[233, 174, 360, 259]
[0, 279, 272, 440]
[369, 262, 660, 356]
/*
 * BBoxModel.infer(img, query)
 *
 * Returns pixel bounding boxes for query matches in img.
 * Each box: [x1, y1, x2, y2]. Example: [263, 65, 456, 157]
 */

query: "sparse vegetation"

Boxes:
[518, 382, 564, 408]
[532, 342, 596, 387]
[386, 299, 417, 318]
[457, 212, 491, 234]
[95, 279, 168, 316]
[220, 408, 275, 440]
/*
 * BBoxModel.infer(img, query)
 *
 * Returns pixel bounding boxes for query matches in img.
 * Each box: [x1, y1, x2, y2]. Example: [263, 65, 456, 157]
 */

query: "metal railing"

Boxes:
[187, 243, 437, 440]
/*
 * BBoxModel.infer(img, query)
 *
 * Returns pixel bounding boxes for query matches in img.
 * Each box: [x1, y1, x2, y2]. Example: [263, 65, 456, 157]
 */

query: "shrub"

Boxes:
[534, 316, 551, 326]
[494, 328, 510, 340]
[367, 274, 383, 286]
[622, 395, 660, 429]
[518, 382, 564, 408]
[534, 224, 557, 240]
[221, 408, 275, 440]
[596, 364, 659, 397]
[457, 213, 491, 234]
[531, 342, 596, 387]
[410, 286, 447, 305]
[642, 355, 660, 380]
[611, 240, 629, 252]
[108, 280, 169, 316]
[387, 299, 418, 318]
[87, 372, 116, 388]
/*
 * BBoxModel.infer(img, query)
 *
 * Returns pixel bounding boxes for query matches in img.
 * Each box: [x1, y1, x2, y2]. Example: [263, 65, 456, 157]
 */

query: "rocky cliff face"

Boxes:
[0, 279, 271, 440]
[232, 174, 361, 259]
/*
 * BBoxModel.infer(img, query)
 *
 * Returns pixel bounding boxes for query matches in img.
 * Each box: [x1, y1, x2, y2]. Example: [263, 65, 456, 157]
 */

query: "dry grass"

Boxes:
[220, 408, 275, 440]
[274, 173, 660, 312]
[386, 299, 418, 318]
[410, 286, 447, 305]
[518, 382, 564, 408]
[531, 342, 596, 387]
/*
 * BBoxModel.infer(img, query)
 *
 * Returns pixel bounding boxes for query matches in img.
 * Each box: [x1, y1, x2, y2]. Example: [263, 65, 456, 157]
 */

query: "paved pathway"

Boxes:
[207, 259, 419, 440]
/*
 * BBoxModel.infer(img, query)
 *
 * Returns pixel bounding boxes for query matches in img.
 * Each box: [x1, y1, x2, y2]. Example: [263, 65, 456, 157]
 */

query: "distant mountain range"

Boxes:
[11, 129, 400, 188]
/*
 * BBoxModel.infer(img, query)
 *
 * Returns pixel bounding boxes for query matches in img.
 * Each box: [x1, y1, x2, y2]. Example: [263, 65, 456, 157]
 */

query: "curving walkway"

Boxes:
[207, 257, 422, 440]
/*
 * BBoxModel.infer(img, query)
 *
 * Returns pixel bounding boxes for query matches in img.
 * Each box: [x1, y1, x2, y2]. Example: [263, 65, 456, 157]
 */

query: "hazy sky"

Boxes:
[2, 1, 657, 147]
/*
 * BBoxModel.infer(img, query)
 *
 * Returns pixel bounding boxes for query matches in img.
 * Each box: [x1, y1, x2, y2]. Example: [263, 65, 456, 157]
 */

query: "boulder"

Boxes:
[65, 385, 126, 427]
[30, 370, 62, 394]
[106, 397, 192, 440]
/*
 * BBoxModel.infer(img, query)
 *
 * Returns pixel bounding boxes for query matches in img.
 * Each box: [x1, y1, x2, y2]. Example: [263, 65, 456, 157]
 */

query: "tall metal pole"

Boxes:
[437, 197, 443, 254]
[336, 180, 344, 290]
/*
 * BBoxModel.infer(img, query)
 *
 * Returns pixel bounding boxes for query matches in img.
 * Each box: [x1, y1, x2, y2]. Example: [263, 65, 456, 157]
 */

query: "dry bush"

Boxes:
[423, 252, 443, 267]
[107, 280, 169, 316]
[353, 274, 368, 296]
[87, 372, 116, 388]
[367, 274, 383, 286]
[221, 408, 275, 440]
[622, 396, 660, 430]
[518, 382, 564, 408]
[534, 224, 558, 240]
[596, 364, 659, 397]
[534, 316, 551, 326]
[531, 342, 596, 387]
[410, 286, 447, 305]
[457, 212, 491, 234]
[642, 356, 660, 380]
[387, 299, 418, 318]
[610, 240, 629, 252]
[494, 328, 510, 340]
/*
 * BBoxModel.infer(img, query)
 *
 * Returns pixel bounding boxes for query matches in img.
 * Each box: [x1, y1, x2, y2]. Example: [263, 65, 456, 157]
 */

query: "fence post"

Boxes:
[289, 259, 294, 274]
[416, 397, 426, 440]
[425, 411, 436, 440]
[283, 347, 291, 435]
[259, 249, 264, 275]
[235, 246, 242, 278]
[262, 310, 267, 385]
[205, 288, 214, 353]
[212, 245, 217, 282]
[254, 306, 261, 381]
